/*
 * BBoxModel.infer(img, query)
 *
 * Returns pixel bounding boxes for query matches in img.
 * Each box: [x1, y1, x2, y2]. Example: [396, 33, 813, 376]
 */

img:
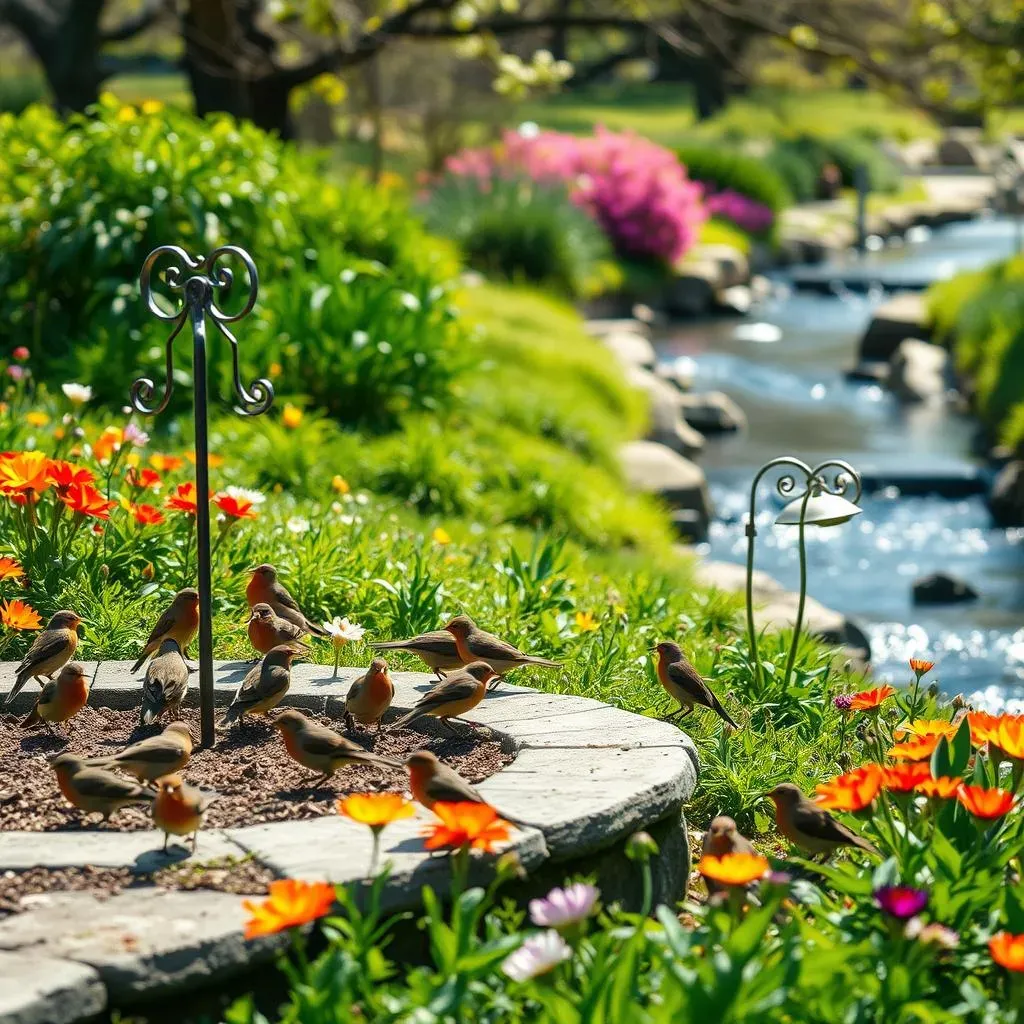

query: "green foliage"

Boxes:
[778, 134, 903, 194]
[674, 143, 792, 213]
[698, 219, 753, 256]
[422, 176, 615, 299]
[762, 145, 819, 203]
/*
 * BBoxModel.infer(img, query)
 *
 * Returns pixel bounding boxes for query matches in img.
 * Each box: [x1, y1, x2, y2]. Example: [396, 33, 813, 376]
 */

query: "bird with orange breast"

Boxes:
[20, 662, 90, 734]
[132, 589, 200, 673]
[444, 616, 559, 685]
[701, 815, 758, 896]
[50, 754, 154, 821]
[343, 658, 395, 732]
[767, 783, 879, 859]
[217, 644, 301, 729]
[4, 610, 84, 709]
[390, 661, 495, 734]
[405, 750, 526, 825]
[246, 564, 327, 638]
[654, 641, 739, 728]
[152, 774, 218, 852]
[247, 602, 310, 657]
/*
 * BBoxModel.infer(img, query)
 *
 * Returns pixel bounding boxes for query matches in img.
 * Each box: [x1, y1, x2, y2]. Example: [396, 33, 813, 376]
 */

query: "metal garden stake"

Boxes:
[132, 245, 273, 745]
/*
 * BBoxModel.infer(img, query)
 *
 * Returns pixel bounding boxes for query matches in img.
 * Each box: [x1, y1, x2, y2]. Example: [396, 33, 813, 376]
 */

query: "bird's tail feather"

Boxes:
[139, 702, 161, 727]
[305, 621, 329, 639]
[369, 640, 411, 651]
[391, 708, 423, 730]
[523, 656, 560, 669]
[216, 705, 241, 730]
[131, 649, 152, 674]
[709, 691, 739, 730]
[3, 676, 27, 710]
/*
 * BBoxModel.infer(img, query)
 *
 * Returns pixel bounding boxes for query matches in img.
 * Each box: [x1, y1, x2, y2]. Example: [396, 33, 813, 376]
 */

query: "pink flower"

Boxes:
[12, 347, 29, 362]
[123, 423, 150, 447]
[528, 884, 599, 928]
[874, 886, 928, 920]
[6, 365, 25, 381]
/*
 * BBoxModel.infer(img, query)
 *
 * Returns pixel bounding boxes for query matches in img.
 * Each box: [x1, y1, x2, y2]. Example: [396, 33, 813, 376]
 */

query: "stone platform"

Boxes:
[0, 662, 698, 1023]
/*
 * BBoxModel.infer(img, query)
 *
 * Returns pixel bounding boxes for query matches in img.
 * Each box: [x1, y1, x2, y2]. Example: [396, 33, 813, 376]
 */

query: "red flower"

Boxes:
[166, 482, 199, 515]
[815, 765, 883, 811]
[46, 460, 95, 489]
[0, 557, 24, 581]
[61, 482, 116, 520]
[956, 785, 1015, 820]
[126, 467, 161, 490]
[12, 346, 29, 361]
[130, 503, 165, 526]
[881, 762, 933, 792]
[967, 711, 1002, 746]
[213, 493, 257, 520]
[849, 685, 896, 711]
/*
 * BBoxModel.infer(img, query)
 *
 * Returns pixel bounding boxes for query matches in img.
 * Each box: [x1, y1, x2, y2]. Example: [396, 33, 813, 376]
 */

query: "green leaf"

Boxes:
[930, 734, 954, 780]
[948, 716, 972, 774]
[1005, 884, 1024, 931]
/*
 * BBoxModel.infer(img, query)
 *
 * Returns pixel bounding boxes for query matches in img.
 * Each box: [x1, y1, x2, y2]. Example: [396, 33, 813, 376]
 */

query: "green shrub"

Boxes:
[421, 175, 614, 298]
[781, 134, 902, 194]
[674, 143, 792, 213]
[763, 143, 818, 202]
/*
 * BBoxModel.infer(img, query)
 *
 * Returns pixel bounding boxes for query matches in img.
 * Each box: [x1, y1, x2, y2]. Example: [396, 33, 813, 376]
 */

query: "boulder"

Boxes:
[676, 391, 747, 434]
[664, 261, 721, 317]
[912, 572, 979, 605]
[600, 330, 657, 371]
[888, 338, 948, 403]
[688, 244, 749, 289]
[858, 293, 930, 362]
[655, 356, 696, 394]
[846, 362, 889, 384]
[937, 135, 991, 171]
[626, 365, 705, 459]
[989, 460, 1024, 527]
[619, 440, 712, 540]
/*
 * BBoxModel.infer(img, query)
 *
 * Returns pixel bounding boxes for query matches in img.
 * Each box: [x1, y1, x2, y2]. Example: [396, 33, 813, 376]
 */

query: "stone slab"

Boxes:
[0, 950, 105, 1024]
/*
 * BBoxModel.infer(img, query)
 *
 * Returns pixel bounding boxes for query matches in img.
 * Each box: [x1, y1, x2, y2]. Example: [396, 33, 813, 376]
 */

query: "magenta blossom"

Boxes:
[833, 694, 854, 711]
[529, 883, 599, 928]
[6, 365, 25, 381]
[704, 188, 775, 234]
[874, 886, 928, 920]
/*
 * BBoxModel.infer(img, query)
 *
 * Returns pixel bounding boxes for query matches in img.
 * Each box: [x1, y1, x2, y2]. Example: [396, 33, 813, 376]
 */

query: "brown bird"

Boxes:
[50, 753, 154, 821]
[20, 662, 90, 733]
[152, 774, 218, 852]
[701, 815, 758, 896]
[654, 641, 739, 729]
[344, 658, 395, 731]
[444, 615, 560, 683]
[272, 709, 402, 787]
[139, 638, 190, 727]
[246, 564, 327, 637]
[767, 783, 879, 858]
[84, 721, 193, 783]
[216, 644, 300, 729]
[390, 661, 495, 733]
[4, 610, 84, 709]
[405, 749, 487, 810]
[131, 588, 199, 673]
[369, 631, 463, 680]
[247, 602, 309, 657]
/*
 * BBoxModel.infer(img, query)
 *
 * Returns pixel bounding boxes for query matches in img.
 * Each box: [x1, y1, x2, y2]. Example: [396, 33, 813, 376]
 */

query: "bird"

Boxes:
[152, 774, 218, 852]
[216, 644, 301, 729]
[369, 631, 463, 680]
[405, 750, 526, 826]
[272, 709, 403, 787]
[390, 661, 495, 733]
[654, 641, 739, 729]
[3, 610, 84, 709]
[131, 588, 200, 674]
[246, 564, 327, 638]
[139, 638, 190, 727]
[767, 783, 879, 859]
[84, 721, 193, 783]
[444, 615, 560, 683]
[701, 815, 758, 896]
[343, 658, 395, 731]
[20, 662, 90, 733]
[50, 753, 154, 821]
[247, 602, 309, 657]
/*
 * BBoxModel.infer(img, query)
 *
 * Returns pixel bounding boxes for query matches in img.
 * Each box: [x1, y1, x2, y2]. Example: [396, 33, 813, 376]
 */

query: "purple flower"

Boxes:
[874, 886, 928, 920]
[123, 423, 149, 447]
[502, 930, 572, 981]
[834, 694, 854, 711]
[529, 883, 599, 928]
[6, 365, 25, 381]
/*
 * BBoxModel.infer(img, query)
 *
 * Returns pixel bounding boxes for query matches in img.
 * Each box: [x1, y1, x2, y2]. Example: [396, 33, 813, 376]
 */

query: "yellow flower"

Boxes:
[575, 611, 598, 633]
[54, 427, 66, 440]
[432, 527, 451, 545]
[141, 99, 164, 115]
[125, 452, 140, 468]
[331, 475, 350, 495]
[25, 411, 49, 427]
[282, 404, 303, 429]
[269, 362, 283, 378]
[116, 105, 136, 123]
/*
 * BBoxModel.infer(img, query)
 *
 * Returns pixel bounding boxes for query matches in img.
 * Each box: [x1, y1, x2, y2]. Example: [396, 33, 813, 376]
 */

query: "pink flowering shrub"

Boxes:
[703, 189, 775, 236]
[446, 128, 706, 266]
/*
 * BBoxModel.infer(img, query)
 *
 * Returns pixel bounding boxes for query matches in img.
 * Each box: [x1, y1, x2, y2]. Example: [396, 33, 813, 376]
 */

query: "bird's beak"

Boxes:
[487, 674, 503, 691]
[244, 566, 258, 574]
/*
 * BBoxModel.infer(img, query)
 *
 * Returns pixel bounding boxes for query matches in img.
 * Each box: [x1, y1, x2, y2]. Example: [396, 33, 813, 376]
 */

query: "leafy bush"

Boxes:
[674, 143, 792, 214]
[421, 175, 614, 298]
[762, 144, 819, 203]
[780, 134, 902, 194]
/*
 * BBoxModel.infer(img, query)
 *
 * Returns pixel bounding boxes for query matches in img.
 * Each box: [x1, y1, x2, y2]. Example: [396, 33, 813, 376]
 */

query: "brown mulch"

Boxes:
[0, 705, 512, 833]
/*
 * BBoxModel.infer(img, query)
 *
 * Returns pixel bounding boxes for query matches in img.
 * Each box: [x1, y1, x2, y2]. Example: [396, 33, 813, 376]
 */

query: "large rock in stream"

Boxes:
[857, 293, 930, 363]
[619, 440, 713, 541]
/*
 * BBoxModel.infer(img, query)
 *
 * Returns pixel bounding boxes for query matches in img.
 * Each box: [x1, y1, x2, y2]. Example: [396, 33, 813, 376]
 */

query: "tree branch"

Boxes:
[101, 0, 171, 43]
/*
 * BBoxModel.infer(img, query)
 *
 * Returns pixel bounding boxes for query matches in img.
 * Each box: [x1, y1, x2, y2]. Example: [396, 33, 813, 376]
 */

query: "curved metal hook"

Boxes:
[204, 245, 259, 323]
[810, 458, 863, 505]
[212, 319, 275, 416]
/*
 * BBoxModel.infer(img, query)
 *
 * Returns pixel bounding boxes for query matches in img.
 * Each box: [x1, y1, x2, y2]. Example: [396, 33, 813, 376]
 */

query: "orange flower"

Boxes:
[849, 685, 895, 711]
[213, 493, 257, 520]
[338, 793, 414, 829]
[914, 776, 961, 799]
[0, 557, 24, 581]
[894, 718, 959, 740]
[421, 802, 511, 852]
[881, 762, 933, 793]
[184, 450, 225, 469]
[909, 659, 935, 676]
[815, 764, 883, 811]
[150, 453, 185, 472]
[242, 879, 335, 940]
[957, 785, 1016, 820]
[1, 599, 42, 630]
[698, 852, 769, 887]
[126, 467, 161, 490]
[887, 735, 940, 761]
[0, 451, 52, 494]
[967, 711, 1002, 747]
[61, 482, 116, 520]
[166, 482, 199, 515]
[989, 933, 1024, 972]
[46, 460, 95, 489]
[130, 503, 165, 526]
[92, 426, 124, 463]
[282, 403, 303, 429]
[993, 715, 1024, 760]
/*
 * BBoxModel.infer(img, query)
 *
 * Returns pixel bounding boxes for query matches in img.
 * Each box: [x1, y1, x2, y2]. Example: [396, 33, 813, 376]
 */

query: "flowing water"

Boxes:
[654, 215, 1024, 711]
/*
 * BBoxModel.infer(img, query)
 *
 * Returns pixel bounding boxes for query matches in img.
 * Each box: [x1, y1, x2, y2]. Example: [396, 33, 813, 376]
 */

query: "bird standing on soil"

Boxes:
[4, 610, 84, 709]
[767, 783, 879, 858]
[390, 661, 495, 733]
[369, 631, 463, 680]
[132, 588, 200, 674]
[272, 709, 403, 787]
[50, 753, 155, 821]
[152, 774, 218, 852]
[84, 721, 194, 783]
[246, 564, 328, 638]
[216, 644, 301, 729]
[701, 815, 758, 895]
[247, 602, 310, 657]
[20, 662, 90, 733]
[444, 615, 560, 684]
[139, 639, 190, 726]
[654, 641, 739, 729]
[405, 750, 488, 810]
[343, 658, 395, 731]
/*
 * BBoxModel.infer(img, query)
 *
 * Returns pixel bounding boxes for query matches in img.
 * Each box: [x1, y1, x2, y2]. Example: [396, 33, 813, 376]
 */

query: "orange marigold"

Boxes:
[126, 467, 161, 490]
[92, 426, 124, 463]
[61, 483, 116, 520]
[0, 599, 42, 630]
[989, 933, 1024, 973]
[421, 801, 511, 852]
[881, 762, 933, 793]
[894, 718, 959, 740]
[909, 658, 935, 676]
[0, 557, 24, 581]
[150, 453, 186, 473]
[993, 715, 1024, 760]
[242, 879, 335, 940]
[914, 776, 961, 799]
[966, 711, 1002, 747]
[130, 503, 165, 526]
[698, 852, 769, 887]
[849, 685, 895, 711]
[957, 785, 1016, 820]
[339, 793, 414, 829]
[213, 493, 257, 520]
[166, 482, 199, 515]
[887, 735, 940, 761]
[0, 451, 51, 494]
[46, 460, 95, 489]
[815, 764, 883, 811]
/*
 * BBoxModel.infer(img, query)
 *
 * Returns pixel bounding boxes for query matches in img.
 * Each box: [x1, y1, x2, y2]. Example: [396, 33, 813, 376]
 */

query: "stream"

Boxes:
[654, 215, 1024, 711]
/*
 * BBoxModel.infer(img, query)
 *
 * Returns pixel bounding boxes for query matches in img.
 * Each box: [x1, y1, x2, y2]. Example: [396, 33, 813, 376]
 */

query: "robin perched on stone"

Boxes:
[132, 589, 199, 673]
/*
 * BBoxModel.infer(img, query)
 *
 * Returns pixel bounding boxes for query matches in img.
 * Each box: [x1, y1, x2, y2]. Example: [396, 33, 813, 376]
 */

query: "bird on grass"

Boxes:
[369, 631, 463, 680]
[20, 662, 90, 734]
[4, 610, 84, 709]
[216, 644, 301, 730]
[50, 753, 154, 822]
[131, 588, 199, 674]
[767, 783, 879, 859]
[246, 564, 327, 638]
[701, 815, 758, 896]
[343, 658, 395, 732]
[444, 615, 560, 686]
[247, 602, 310, 657]
[152, 774, 218, 852]
[139, 639, 190, 727]
[654, 641, 739, 729]
[272, 709, 403, 788]
[84, 721, 193, 784]
[390, 661, 495, 734]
